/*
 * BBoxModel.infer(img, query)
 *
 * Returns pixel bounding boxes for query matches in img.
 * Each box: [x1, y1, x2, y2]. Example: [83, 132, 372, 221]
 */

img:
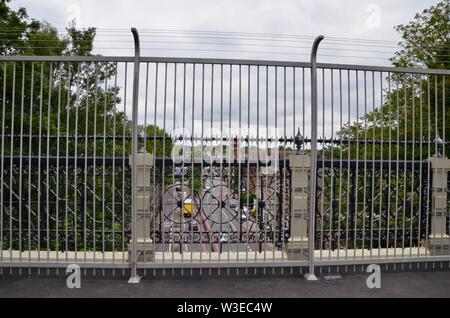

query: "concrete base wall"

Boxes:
[0, 247, 444, 265]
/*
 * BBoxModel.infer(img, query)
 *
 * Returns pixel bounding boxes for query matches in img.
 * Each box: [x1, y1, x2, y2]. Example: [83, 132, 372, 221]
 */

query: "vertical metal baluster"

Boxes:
[238, 64, 245, 269]
[434, 75, 440, 255]
[0, 63, 5, 263]
[378, 72, 384, 258]
[209, 64, 213, 267]
[394, 78, 400, 259]
[191, 63, 195, 265]
[443, 75, 448, 257]
[172, 63, 177, 265]
[83, 64, 90, 263]
[417, 75, 423, 258]
[263, 65, 269, 264]
[386, 72, 392, 257]
[92, 63, 99, 268]
[246, 65, 250, 268]
[402, 75, 407, 258]
[151, 62, 158, 268]
[9, 62, 16, 262]
[111, 62, 118, 265]
[257, 64, 262, 264]
[102, 70, 108, 266]
[329, 69, 334, 261]
[36, 63, 43, 265]
[370, 71, 376, 258]
[238, 65, 243, 266]
[345, 70, 351, 261]
[443, 75, 446, 156]
[282, 66, 287, 267]
[72, 62, 80, 266]
[142, 61, 149, 265]
[319, 68, 324, 260]
[337, 69, 343, 261]
[64, 64, 71, 262]
[268, 66, 273, 262]
[181, 63, 185, 268]
[46, 63, 52, 266]
[200, 63, 204, 264]
[272, 65, 277, 270]
[121, 62, 128, 265]
[409, 74, 415, 258]
[151, 66, 156, 273]
[303, 68, 305, 148]
[353, 70, 359, 261]
[55, 62, 62, 264]
[435, 74, 438, 160]
[27, 62, 34, 265]
[219, 63, 223, 266]
[227, 64, 233, 264]
[143, 62, 151, 275]
[19, 63, 25, 263]
[424, 76, 431, 258]
[161, 62, 168, 264]
[11, 63, 19, 267]
[256, 65, 260, 265]
[362, 70, 367, 257]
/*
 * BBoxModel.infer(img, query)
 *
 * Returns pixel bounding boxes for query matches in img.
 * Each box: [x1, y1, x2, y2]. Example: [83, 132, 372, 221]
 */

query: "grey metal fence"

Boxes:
[0, 29, 449, 280]
[0, 56, 133, 270]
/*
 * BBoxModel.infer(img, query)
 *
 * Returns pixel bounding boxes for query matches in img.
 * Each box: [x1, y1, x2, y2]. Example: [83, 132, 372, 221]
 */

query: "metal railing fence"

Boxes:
[0, 29, 449, 280]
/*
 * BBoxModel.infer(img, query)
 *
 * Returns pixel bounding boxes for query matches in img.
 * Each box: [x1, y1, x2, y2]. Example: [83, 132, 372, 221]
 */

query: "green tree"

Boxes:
[0, 0, 171, 251]
[319, 1, 450, 250]
[337, 0, 449, 160]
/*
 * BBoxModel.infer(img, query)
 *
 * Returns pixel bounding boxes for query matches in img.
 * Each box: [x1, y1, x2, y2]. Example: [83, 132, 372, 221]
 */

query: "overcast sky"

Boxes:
[10, 0, 441, 65]
[8, 0, 443, 142]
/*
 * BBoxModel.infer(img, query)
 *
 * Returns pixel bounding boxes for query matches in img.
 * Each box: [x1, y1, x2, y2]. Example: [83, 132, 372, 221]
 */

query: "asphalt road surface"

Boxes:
[1, 270, 450, 298]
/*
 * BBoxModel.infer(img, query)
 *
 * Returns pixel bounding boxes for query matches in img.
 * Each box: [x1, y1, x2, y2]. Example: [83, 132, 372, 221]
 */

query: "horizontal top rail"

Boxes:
[0, 55, 134, 63]
[139, 56, 311, 67]
[0, 55, 449, 75]
[318, 62, 450, 75]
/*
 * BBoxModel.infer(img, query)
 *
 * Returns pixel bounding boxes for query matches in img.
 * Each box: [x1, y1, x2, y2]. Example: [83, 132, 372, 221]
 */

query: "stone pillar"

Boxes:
[129, 151, 154, 262]
[287, 154, 310, 257]
[428, 155, 450, 255]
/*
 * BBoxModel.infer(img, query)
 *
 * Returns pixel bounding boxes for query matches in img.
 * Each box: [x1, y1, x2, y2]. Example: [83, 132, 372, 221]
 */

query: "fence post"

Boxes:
[287, 143, 310, 257]
[128, 136, 155, 259]
[304, 35, 324, 281]
[128, 27, 141, 284]
[428, 154, 450, 255]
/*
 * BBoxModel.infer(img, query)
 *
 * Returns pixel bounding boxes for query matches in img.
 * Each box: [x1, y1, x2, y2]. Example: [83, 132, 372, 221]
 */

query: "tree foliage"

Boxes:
[0, 1, 171, 251]
[318, 1, 449, 249]
[336, 0, 449, 160]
